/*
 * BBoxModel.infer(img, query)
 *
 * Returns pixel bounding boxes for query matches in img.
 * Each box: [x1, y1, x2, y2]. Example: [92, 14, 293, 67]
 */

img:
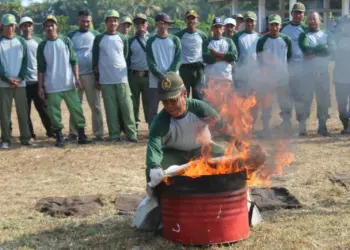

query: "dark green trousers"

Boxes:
[0, 87, 31, 144]
[47, 89, 86, 131]
[146, 142, 225, 182]
[179, 63, 204, 100]
[101, 83, 137, 140]
[128, 71, 149, 125]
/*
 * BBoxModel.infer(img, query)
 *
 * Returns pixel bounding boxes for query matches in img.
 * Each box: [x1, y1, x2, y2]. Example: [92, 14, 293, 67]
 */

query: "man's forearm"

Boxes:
[38, 73, 44, 90]
[72, 65, 80, 81]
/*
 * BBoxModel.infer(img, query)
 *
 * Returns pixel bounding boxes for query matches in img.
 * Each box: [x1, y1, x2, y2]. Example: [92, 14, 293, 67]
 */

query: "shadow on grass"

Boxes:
[1, 216, 162, 250]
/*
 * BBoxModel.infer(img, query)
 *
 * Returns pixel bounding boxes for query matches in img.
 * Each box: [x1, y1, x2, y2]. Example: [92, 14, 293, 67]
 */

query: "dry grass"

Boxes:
[1, 77, 350, 249]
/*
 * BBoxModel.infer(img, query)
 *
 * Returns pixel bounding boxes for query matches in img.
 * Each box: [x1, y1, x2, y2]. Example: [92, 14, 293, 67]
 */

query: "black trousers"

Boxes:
[26, 82, 52, 138]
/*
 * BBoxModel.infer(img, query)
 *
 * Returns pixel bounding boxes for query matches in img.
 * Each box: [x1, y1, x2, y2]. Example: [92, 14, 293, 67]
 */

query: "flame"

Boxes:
[180, 78, 294, 187]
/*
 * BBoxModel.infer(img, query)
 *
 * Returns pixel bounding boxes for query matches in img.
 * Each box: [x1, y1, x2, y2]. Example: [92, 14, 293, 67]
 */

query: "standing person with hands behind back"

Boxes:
[92, 10, 137, 142]
[128, 13, 150, 130]
[0, 14, 34, 149]
[19, 16, 54, 141]
[37, 15, 92, 147]
[68, 10, 104, 141]
[281, 2, 308, 134]
[146, 13, 182, 126]
[175, 10, 207, 100]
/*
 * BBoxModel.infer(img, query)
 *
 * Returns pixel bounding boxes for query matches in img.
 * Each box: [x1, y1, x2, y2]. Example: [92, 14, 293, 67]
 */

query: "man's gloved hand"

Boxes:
[149, 167, 165, 188]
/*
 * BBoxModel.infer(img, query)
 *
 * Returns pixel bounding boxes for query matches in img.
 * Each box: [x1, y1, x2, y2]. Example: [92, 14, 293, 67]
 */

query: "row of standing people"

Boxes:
[1, 4, 349, 149]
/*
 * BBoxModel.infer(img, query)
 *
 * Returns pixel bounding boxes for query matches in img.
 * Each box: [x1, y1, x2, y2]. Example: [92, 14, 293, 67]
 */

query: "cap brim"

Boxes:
[159, 89, 183, 101]
[269, 21, 281, 24]
[44, 19, 57, 24]
[134, 17, 147, 21]
[122, 21, 132, 24]
[212, 23, 224, 26]
[20, 21, 33, 26]
[186, 14, 198, 18]
[245, 17, 257, 20]
[292, 9, 305, 12]
[3, 21, 17, 26]
[105, 16, 119, 19]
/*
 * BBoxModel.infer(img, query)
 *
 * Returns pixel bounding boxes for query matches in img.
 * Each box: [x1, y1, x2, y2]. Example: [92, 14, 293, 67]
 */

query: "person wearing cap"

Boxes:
[0, 14, 34, 149]
[234, 13, 245, 32]
[127, 13, 150, 128]
[146, 72, 237, 182]
[175, 10, 207, 100]
[202, 17, 237, 86]
[92, 10, 137, 142]
[256, 14, 292, 134]
[37, 14, 92, 147]
[298, 11, 334, 136]
[281, 2, 307, 134]
[224, 17, 237, 38]
[146, 13, 181, 126]
[233, 11, 261, 123]
[67, 10, 104, 141]
[118, 16, 133, 37]
[331, 14, 350, 135]
[19, 16, 54, 140]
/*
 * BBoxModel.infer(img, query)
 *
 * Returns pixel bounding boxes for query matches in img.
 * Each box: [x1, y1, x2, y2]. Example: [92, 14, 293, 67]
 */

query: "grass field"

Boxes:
[1, 77, 350, 249]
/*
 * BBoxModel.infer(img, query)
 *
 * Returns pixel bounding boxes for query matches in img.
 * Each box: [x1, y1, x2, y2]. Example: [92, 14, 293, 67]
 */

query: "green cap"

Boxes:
[185, 9, 199, 18]
[158, 72, 186, 100]
[43, 14, 57, 24]
[105, 9, 120, 20]
[1, 14, 17, 26]
[134, 12, 147, 21]
[292, 2, 306, 12]
[268, 14, 282, 24]
[244, 11, 257, 20]
[121, 16, 132, 24]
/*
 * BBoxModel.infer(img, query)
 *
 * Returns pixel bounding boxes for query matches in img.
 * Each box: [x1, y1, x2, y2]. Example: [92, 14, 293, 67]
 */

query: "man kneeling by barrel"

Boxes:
[138, 72, 263, 232]
[146, 72, 230, 183]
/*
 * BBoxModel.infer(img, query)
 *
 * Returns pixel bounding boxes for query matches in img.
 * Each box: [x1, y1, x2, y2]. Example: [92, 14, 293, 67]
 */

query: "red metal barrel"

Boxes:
[161, 187, 249, 245]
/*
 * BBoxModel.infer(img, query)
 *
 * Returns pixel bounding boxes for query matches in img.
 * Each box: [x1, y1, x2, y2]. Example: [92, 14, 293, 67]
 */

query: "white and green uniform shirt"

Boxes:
[332, 32, 350, 84]
[233, 30, 261, 66]
[68, 29, 99, 75]
[281, 22, 307, 71]
[175, 29, 207, 64]
[256, 34, 292, 85]
[146, 34, 181, 88]
[299, 30, 333, 74]
[37, 35, 78, 93]
[202, 36, 237, 81]
[92, 32, 128, 84]
[128, 33, 149, 71]
[23, 36, 42, 83]
[0, 35, 27, 88]
[146, 99, 226, 169]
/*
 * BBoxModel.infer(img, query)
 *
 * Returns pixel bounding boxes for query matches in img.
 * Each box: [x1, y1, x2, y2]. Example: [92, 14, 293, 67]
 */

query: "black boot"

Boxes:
[317, 120, 330, 136]
[341, 119, 350, 135]
[78, 128, 93, 145]
[55, 130, 65, 148]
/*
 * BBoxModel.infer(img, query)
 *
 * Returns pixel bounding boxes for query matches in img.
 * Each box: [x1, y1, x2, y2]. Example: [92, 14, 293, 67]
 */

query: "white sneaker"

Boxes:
[0, 142, 10, 149]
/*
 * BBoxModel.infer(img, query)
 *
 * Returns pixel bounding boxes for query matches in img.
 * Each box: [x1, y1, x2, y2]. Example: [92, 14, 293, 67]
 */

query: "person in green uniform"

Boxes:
[0, 14, 34, 149]
[92, 10, 137, 142]
[128, 13, 149, 128]
[175, 10, 207, 100]
[20, 16, 54, 140]
[37, 15, 92, 147]
[298, 11, 334, 136]
[146, 72, 238, 182]
[118, 16, 133, 37]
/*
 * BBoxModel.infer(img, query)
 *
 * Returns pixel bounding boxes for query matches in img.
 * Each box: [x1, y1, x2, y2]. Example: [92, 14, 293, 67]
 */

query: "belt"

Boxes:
[180, 62, 203, 69]
[130, 70, 149, 77]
